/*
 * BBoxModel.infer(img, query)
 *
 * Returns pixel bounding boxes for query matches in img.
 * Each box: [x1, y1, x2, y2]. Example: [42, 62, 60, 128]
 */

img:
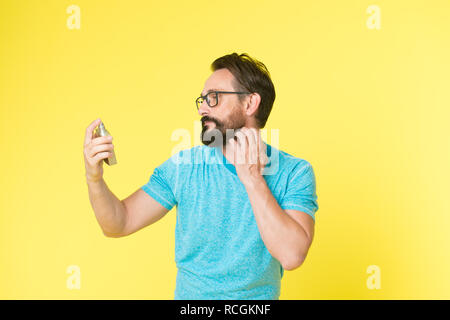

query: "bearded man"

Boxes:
[84, 52, 319, 300]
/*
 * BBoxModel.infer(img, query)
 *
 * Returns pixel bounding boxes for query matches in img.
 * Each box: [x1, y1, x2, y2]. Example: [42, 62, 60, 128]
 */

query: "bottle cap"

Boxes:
[98, 122, 107, 136]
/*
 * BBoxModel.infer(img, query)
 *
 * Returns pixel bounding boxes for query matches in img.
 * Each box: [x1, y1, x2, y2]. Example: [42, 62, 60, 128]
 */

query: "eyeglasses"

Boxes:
[196, 91, 251, 110]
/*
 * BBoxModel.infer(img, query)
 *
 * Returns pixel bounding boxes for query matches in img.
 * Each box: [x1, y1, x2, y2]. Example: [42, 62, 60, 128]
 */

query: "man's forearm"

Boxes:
[86, 177, 127, 237]
[243, 175, 311, 270]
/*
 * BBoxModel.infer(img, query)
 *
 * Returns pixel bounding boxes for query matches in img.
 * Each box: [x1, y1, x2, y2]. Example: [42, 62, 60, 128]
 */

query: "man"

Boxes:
[84, 52, 319, 299]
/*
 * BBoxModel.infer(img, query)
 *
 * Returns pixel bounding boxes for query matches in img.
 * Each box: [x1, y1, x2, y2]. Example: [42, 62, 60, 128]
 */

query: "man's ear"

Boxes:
[245, 93, 261, 117]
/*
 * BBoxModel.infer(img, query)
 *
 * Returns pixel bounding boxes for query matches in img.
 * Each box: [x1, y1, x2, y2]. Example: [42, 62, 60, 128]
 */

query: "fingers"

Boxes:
[256, 133, 268, 166]
[86, 139, 114, 158]
[233, 130, 247, 165]
[259, 143, 269, 166]
[234, 128, 260, 165]
[89, 143, 114, 158]
[84, 134, 114, 162]
[84, 118, 102, 146]
[243, 128, 258, 165]
[92, 135, 113, 145]
[93, 151, 113, 163]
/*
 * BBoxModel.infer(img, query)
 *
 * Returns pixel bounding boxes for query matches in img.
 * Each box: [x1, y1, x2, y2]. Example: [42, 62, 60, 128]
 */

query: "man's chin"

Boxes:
[201, 138, 223, 148]
[201, 127, 227, 147]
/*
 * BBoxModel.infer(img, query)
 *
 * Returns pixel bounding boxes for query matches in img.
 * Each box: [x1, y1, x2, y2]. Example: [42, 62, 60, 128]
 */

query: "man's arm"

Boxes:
[86, 177, 128, 237]
[242, 176, 314, 271]
[87, 179, 169, 238]
[119, 188, 170, 237]
[84, 118, 169, 238]
[229, 128, 315, 270]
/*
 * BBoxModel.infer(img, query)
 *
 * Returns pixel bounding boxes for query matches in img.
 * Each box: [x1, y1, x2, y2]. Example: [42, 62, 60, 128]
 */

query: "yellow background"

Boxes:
[1, 0, 449, 299]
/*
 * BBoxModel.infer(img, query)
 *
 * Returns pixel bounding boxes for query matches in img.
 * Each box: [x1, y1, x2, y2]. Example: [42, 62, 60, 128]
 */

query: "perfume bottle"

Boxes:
[94, 121, 117, 166]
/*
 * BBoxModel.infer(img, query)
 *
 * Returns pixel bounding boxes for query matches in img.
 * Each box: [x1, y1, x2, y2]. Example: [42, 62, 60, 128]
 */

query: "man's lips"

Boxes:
[204, 121, 215, 127]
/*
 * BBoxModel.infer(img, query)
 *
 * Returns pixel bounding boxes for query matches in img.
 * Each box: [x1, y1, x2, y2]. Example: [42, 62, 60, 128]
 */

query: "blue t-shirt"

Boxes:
[141, 143, 318, 300]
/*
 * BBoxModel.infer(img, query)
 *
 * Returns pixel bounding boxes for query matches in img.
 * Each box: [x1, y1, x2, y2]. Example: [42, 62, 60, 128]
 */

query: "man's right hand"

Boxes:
[83, 118, 115, 182]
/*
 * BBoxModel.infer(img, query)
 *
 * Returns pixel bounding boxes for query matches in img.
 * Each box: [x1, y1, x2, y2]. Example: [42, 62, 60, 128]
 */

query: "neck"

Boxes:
[221, 143, 234, 165]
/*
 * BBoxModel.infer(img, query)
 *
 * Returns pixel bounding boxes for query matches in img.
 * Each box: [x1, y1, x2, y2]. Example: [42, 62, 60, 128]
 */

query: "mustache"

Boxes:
[201, 116, 221, 127]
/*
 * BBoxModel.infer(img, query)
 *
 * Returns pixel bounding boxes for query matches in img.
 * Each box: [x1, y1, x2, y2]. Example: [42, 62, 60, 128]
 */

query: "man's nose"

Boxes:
[197, 100, 210, 116]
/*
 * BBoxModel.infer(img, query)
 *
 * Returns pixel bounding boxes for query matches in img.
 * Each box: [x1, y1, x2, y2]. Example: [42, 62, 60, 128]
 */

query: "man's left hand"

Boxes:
[228, 127, 269, 186]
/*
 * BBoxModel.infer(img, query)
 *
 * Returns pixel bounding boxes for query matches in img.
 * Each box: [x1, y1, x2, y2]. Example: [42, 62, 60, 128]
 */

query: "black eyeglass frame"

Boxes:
[196, 91, 252, 110]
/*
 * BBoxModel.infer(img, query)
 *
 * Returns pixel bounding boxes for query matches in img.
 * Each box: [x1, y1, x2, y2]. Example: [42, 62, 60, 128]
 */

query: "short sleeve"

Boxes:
[141, 157, 178, 211]
[279, 161, 319, 221]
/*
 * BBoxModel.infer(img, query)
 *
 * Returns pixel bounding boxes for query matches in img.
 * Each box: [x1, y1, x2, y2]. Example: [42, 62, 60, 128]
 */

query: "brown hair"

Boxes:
[211, 53, 275, 128]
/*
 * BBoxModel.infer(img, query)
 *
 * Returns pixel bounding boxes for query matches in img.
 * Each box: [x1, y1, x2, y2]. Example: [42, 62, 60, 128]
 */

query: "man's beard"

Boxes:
[200, 114, 245, 147]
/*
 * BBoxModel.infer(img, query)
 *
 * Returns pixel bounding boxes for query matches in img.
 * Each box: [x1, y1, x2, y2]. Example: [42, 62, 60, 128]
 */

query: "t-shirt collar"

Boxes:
[213, 142, 272, 176]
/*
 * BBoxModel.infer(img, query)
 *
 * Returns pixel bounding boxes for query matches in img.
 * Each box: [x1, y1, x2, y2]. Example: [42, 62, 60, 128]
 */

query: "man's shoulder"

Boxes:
[169, 144, 216, 165]
[269, 145, 313, 175]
